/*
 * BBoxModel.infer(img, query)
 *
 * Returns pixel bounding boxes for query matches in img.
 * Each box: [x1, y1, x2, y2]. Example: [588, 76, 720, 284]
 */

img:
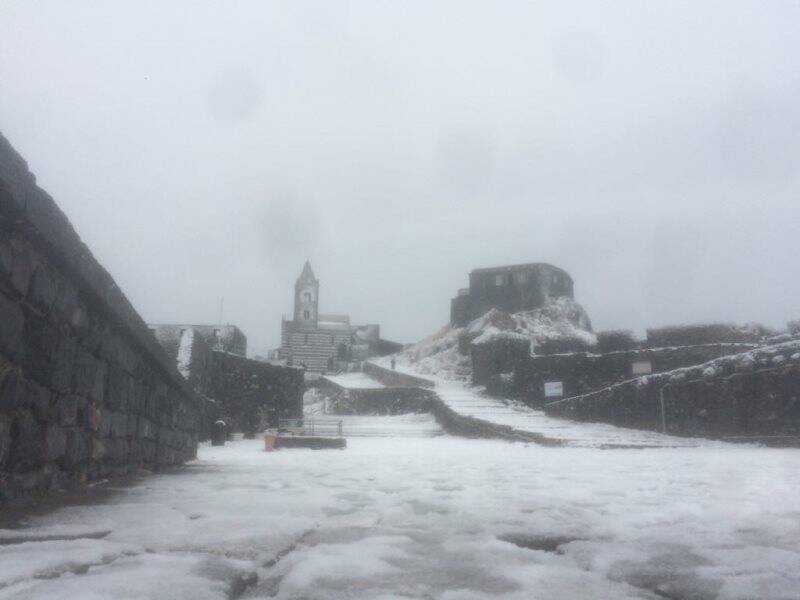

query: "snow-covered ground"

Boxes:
[432, 378, 723, 448]
[372, 356, 711, 448]
[2, 436, 798, 599]
[322, 372, 386, 389]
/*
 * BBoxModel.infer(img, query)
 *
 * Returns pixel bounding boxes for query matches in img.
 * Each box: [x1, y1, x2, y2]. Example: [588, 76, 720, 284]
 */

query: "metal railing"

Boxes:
[278, 418, 344, 438]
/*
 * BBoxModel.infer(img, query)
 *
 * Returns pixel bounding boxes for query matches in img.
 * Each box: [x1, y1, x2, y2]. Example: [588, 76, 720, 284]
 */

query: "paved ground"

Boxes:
[1, 428, 799, 599]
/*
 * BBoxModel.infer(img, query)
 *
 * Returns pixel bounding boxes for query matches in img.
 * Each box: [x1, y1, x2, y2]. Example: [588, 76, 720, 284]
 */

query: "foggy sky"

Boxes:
[1, 1, 799, 357]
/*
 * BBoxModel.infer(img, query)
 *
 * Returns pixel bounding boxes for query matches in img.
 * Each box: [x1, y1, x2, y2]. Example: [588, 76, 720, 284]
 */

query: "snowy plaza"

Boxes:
[3, 3, 800, 599]
[2, 417, 799, 600]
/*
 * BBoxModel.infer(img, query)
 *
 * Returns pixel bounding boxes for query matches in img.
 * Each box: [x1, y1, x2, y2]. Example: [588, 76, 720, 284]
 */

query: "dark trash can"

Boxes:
[211, 420, 227, 446]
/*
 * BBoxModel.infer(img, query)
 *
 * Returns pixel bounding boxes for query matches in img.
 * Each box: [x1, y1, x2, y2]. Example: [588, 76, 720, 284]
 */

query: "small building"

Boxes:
[278, 262, 401, 372]
[450, 263, 574, 327]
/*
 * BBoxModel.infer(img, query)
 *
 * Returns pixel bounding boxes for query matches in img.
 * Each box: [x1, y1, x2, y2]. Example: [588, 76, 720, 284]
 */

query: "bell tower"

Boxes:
[294, 260, 319, 327]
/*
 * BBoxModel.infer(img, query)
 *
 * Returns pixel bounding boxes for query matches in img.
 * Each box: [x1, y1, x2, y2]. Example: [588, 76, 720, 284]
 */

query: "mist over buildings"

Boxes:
[1, 1, 798, 357]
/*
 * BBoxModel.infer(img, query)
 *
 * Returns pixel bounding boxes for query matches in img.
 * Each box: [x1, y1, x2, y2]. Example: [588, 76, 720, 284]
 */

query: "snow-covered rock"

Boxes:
[391, 298, 596, 381]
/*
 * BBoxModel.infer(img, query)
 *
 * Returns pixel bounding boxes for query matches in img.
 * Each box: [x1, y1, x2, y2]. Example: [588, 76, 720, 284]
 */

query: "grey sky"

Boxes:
[1, 1, 798, 356]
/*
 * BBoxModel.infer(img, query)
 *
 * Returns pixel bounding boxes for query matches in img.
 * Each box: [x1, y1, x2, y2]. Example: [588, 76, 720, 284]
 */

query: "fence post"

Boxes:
[659, 386, 668, 434]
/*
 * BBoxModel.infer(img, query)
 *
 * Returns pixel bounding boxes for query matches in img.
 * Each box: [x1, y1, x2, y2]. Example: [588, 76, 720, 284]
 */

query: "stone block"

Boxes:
[10, 245, 35, 297]
[76, 315, 103, 354]
[72, 350, 106, 403]
[0, 370, 50, 420]
[86, 403, 101, 432]
[0, 419, 10, 468]
[128, 438, 142, 464]
[111, 411, 127, 437]
[44, 425, 67, 462]
[107, 438, 128, 464]
[0, 238, 13, 276]
[9, 409, 43, 470]
[91, 437, 106, 460]
[52, 279, 80, 326]
[97, 407, 112, 438]
[28, 264, 58, 312]
[64, 429, 91, 468]
[137, 418, 153, 440]
[128, 378, 144, 413]
[141, 439, 156, 464]
[126, 412, 138, 437]
[50, 335, 76, 392]
[0, 292, 24, 360]
[52, 393, 80, 426]
[106, 364, 128, 411]
[22, 316, 60, 385]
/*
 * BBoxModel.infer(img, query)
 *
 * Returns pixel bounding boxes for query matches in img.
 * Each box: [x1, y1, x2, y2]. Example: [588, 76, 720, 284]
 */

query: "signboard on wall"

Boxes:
[632, 361, 653, 375]
[544, 381, 563, 398]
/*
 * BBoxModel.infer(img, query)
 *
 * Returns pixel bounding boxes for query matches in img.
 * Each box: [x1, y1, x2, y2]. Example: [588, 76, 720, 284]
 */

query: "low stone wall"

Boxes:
[645, 323, 765, 347]
[205, 352, 303, 434]
[0, 134, 200, 503]
[321, 382, 435, 415]
[362, 362, 435, 388]
[512, 344, 756, 407]
[545, 359, 800, 444]
[429, 397, 561, 445]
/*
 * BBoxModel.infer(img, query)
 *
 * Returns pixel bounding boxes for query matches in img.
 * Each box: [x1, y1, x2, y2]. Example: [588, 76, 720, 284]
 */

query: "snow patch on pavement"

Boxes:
[1, 438, 798, 599]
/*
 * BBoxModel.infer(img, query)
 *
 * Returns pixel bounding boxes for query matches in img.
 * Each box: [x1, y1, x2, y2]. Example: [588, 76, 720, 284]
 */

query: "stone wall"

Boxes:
[470, 335, 531, 386]
[645, 323, 766, 347]
[429, 397, 561, 445]
[544, 348, 800, 444]
[323, 385, 435, 416]
[152, 326, 214, 395]
[360, 362, 562, 444]
[149, 327, 218, 440]
[205, 351, 303, 434]
[510, 344, 757, 407]
[0, 134, 200, 503]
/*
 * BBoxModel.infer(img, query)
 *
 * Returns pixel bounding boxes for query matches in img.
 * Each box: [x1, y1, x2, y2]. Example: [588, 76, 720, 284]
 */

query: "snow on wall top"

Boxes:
[176, 328, 195, 379]
[550, 339, 800, 405]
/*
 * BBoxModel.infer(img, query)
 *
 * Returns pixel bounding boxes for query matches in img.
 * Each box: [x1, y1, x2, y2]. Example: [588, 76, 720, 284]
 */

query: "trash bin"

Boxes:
[211, 420, 227, 446]
[264, 432, 277, 452]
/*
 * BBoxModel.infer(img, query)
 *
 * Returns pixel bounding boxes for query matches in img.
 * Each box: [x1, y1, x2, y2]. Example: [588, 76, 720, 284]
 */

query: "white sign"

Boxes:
[632, 361, 653, 375]
[544, 381, 563, 398]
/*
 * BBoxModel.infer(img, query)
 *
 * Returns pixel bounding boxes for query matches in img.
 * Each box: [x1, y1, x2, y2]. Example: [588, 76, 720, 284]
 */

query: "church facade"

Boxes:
[278, 262, 400, 372]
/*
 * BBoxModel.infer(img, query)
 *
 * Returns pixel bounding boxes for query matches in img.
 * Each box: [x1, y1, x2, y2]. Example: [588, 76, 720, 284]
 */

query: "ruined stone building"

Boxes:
[450, 263, 575, 327]
[278, 262, 401, 372]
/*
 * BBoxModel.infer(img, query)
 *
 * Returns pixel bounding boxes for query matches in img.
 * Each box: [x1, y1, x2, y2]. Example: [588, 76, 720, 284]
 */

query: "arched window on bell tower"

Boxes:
[294, 260, 319, 327]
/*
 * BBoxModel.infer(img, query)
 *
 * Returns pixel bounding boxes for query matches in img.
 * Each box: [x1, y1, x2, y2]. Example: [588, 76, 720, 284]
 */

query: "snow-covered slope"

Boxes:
[392, 297, 596, 381]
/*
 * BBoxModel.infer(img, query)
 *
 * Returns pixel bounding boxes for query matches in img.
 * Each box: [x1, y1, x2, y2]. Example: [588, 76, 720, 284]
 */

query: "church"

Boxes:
[278, 262, 402, 372]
